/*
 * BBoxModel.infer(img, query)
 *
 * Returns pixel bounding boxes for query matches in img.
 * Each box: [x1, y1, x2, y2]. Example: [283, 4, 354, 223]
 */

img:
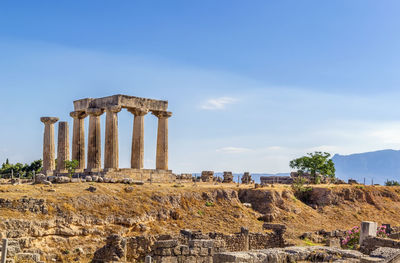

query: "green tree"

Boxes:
[289, 151, 335, 184]
[0, 159, 42, 178]
[385, 180, 400, 186]
[65, 160, 79, 177]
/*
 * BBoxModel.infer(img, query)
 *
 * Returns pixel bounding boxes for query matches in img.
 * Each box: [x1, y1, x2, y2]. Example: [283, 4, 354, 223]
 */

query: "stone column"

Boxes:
[70, 111, 87, 171]
[128, 108, 148, 169]
[40, 117, 59, 175]
[86, 108, 104, 172]
[56, 122, 69, 173]
[104, 106, 121, 170]
[152, 111, 172, 170]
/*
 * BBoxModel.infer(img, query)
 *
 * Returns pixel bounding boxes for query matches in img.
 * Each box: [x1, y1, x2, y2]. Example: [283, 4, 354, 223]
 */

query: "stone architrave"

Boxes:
[128, 108, 148, 169]
[360, 221, 377, 245]
[86, 108, 104, 172]
[56, 122, 69, 173]
[40, 117, 59, 174]
[70, 110, 87, 171]
[104, 106, 122, 170]
[152, 111, 172, 170]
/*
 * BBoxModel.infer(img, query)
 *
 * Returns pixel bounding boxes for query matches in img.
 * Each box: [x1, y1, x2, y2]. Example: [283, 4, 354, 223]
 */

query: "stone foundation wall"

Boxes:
[152, 239, 214, 263]
[93, 227, 287, 262]
[55, 168, 176, 183]
[361, 236, 400, 254]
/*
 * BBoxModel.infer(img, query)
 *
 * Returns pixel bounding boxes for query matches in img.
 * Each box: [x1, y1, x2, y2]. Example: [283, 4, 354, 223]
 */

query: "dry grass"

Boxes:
[2, 182, 400, 261]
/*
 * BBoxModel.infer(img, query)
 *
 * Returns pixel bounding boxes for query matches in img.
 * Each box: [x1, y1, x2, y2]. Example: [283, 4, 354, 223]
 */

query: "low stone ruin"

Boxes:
[0, 239, 43, 263]
[214, 246, 373, 262]
[92, 235, 126, 263]
[260, 176, 293, 185]
[241, 172, 253, 184]
[201, 171, 214, 182]
[92, 226, 287, 262]
[176, 173, 194, 182]
[222, 171, 233, 183]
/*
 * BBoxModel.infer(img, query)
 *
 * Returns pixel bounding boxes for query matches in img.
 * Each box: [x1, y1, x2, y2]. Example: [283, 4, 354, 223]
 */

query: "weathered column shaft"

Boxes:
[86, 108, 104, 171]
[40, 117, 59, 174]
[56, 122, 69, 172]
[129, 108, 147, 169]
[70, 111, 87, 170]
[104, 106, 121, 170]
[153, 111, 172, 170]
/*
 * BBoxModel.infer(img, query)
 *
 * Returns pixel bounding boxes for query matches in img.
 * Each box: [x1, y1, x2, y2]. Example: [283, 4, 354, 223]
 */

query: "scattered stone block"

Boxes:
[360, 221, 377, 245]
[86, 186, 97, 192]
[201, 171, 214, 182]
[222, 172, 233, 183]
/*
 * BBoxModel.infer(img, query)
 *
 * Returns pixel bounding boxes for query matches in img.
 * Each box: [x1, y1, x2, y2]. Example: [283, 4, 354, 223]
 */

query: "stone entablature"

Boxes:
[73, 94, 168, 112]
[40, 94, 173, 177]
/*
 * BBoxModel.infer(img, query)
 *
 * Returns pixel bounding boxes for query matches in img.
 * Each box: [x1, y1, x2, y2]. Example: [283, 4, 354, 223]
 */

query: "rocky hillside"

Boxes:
[1, 182, 400, 262]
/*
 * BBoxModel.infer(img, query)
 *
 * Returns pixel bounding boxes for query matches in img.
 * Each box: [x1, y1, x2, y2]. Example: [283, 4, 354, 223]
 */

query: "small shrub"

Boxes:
[342, 225, 388, 249]
[355, 185, 364, 189]
[342, 226, 360, 249]
[291, 177, 313, 203]
[62, 249, 70, 255]
[303, 238, 318, 246]
[65, 160, 79, 178]
[197, 210, 204, 216]
[205, 201, 214, 207]
[377, 225, 389, 238]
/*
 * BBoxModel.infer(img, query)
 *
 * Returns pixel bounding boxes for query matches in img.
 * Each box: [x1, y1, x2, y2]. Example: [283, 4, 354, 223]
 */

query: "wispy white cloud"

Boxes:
[200, 97, 237, 110]
[216, 147, 251, 154]
[266, 146, 284, 151]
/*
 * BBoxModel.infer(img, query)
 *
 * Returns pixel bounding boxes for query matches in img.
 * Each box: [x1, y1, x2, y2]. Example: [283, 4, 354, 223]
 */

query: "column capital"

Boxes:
[105, 105, 122, 113]
[70, 110, 88, 119]
[152, 111, 172, 119]
[87, 108, 104, 116]
[40, 117, 59, 124]
[127, 108, 148, 116]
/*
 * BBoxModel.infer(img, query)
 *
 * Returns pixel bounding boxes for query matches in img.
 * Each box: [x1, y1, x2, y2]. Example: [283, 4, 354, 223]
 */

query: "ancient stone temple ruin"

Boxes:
[40, 95, 174, 181]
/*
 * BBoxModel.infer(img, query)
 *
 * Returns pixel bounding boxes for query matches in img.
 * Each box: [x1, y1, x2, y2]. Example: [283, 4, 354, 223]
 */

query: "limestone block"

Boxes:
[200, 247, 209, 256]
[189, 240, 214, 248]
[181, 245, 189, 256]
[360, 221, 377, 245]
[155, 240, 178, 248]
[189, 247, 200, 256]
[15, 253, 41, 262]
[173, 245, 182, 256]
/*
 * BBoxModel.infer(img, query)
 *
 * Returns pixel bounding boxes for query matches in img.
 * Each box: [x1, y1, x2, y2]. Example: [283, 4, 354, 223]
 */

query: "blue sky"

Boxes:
[1, 1, 400, 173]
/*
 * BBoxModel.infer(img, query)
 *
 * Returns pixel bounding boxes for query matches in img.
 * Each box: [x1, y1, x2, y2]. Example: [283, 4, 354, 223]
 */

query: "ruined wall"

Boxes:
[152, 239, 214, 263]
[93, 227, 287, 262]
[362, 236, 400, 254]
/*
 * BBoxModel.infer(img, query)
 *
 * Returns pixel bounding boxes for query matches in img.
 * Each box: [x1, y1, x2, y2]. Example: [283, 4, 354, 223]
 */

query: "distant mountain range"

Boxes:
[332, 149, 400, 185]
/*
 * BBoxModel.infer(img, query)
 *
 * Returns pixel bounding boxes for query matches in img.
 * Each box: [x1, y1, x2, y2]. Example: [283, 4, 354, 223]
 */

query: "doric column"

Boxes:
[86, 108, 104, 172]
[56, 121, 69, 173]
[70, 111, 87, 171]
[152, 111, 172, 170]
[128, 108, 148, 169]
[40, 117, 59, 175]
[104, 106, 122, 170]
